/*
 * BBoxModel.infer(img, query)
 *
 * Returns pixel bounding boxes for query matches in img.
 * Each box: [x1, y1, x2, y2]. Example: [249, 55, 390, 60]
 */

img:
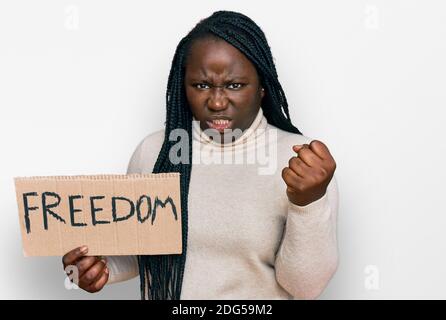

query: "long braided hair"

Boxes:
[138, 10, 303, 300]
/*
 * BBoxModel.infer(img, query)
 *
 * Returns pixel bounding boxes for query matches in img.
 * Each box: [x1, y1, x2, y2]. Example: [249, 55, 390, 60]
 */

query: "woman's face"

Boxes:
[184, 37, 264, 141]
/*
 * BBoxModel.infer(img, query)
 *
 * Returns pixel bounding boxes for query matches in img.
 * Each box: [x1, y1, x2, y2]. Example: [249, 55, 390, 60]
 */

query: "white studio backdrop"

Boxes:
[1, 0, 445, 299]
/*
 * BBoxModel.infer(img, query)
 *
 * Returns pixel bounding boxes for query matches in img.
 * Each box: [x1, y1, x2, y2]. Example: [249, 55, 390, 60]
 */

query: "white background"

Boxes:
[1, 0, 445, 299]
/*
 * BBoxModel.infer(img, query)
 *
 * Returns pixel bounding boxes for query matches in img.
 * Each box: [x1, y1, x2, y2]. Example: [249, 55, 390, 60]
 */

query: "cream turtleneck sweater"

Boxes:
[106, 108, 339, 300]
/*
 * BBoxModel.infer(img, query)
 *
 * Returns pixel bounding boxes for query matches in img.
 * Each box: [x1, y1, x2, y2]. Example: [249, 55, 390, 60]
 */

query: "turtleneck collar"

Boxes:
[192, 107, 268, 153]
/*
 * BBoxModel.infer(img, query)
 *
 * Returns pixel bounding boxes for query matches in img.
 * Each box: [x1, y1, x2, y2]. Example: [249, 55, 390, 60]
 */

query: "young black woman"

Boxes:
[62, 10, 339, 300]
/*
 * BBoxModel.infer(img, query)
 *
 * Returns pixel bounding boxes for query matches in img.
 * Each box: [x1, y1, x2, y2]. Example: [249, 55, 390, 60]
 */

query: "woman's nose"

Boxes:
[207, 87, 228, 111]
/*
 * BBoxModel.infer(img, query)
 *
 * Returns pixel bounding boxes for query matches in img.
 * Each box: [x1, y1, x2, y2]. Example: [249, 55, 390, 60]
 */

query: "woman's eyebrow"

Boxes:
[227, 76, 249, 81]
[187, 76, 249, 82]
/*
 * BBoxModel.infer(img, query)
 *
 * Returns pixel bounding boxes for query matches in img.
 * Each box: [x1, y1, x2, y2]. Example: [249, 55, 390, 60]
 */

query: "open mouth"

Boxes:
[206, 119, 233, 132]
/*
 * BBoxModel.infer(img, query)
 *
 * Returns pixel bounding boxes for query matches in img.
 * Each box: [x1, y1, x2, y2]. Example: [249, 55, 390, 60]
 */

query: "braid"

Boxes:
[138, 10, 303, 300]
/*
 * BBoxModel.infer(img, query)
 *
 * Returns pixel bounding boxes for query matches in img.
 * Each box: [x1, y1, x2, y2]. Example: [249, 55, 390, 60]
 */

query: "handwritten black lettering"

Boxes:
[23, 192, 38, 234]
[68, 195, 86, 227]
[112, 196, 135, 222]
[90, 196, 110, 226]
[42, 192, 66, 230]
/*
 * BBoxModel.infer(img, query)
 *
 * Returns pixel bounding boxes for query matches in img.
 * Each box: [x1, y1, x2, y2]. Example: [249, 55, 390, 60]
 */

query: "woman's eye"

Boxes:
[227, 83, 244, 90]
[194, 83, 210, 89]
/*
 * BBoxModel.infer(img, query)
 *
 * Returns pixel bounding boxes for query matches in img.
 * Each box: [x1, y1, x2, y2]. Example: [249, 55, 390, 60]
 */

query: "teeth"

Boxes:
[212, 119, 229, 125]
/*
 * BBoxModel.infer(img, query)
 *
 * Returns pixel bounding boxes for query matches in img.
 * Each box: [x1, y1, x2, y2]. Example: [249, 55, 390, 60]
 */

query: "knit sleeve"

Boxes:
[274, 174, 339, 299]
[106, 255, 139, 284]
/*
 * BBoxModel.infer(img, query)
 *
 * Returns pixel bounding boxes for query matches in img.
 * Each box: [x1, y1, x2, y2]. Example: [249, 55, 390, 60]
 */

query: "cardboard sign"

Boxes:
[14, 173, 182, 257]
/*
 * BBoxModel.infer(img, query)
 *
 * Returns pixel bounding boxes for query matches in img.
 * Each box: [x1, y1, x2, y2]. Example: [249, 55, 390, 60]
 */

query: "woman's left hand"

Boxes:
[281, 140, 337, 207]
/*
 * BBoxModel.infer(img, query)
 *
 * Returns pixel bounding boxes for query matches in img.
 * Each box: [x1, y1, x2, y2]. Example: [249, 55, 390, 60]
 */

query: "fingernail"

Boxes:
[79, 246, 88, 254]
